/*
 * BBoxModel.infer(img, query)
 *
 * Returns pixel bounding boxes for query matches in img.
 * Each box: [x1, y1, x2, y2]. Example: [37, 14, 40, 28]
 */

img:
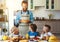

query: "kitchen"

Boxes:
[0, 0, 60, 42]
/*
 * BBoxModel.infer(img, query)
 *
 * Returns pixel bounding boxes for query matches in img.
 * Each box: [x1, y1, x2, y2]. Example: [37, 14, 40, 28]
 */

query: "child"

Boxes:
[40, 25, 53, 40]
[26, 24, 39, 39]
[9, 26, 22, 42]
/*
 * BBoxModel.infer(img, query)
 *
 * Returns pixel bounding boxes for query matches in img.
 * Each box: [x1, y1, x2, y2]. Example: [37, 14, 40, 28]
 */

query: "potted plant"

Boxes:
[48, 14, 53, 19]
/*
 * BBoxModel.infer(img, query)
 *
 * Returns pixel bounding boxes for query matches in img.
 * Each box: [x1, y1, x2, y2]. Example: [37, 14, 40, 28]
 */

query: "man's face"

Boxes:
[22, 3, 28, 11]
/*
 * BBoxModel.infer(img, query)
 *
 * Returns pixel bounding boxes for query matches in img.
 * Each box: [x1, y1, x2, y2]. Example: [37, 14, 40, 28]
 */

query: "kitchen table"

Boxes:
[0, 40, 12, 42]
[0, 40, 47, 42]
[20, 40, 47, 42]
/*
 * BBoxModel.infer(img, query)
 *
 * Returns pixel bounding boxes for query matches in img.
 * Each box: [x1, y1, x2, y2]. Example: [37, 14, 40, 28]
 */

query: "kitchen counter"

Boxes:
[34, 19, 60, 21]
[33, 19, 60, 34]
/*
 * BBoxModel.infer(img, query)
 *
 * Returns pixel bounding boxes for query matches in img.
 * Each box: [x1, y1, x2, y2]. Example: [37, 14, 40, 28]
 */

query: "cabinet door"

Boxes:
[45, 0, 50, 10]
[56, 0, 60, 10]
[34, 0, 45, 6]
[28, 0, 34, 10]
[50, 0, 60, 10]
[50, 0, 57, 10]
[0, 0, 6, 9]
[45, 0, 60, 10]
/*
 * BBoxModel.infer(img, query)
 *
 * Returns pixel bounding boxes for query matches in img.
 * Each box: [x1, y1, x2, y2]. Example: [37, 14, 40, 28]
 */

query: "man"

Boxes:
[14, 1, 34, 27]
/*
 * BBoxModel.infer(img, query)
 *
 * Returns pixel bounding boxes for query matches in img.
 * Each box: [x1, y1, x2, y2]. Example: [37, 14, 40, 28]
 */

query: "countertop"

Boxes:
[34, 19, 60, 21]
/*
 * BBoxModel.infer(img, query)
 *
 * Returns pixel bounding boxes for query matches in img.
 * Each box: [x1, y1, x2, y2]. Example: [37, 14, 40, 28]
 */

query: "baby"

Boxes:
[9, 26, 22, 42]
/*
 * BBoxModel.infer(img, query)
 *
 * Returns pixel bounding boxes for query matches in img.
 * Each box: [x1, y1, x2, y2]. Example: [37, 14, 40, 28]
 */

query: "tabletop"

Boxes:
[0, 40, 47, 42]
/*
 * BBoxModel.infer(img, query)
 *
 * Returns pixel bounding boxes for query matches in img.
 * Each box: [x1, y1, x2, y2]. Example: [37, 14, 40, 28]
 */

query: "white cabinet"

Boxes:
[56, 0, 60, 10]
[28, 0, 60, 10]
[45, 0, 60, 10]
[28, 0, 35, 10]
[34, 0, 45, 6]
[28, 0, 45, 10]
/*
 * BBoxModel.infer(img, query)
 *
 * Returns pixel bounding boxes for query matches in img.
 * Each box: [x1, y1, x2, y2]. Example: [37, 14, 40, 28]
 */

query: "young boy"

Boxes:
[27, 24, 39, 39]
[40, 25, 53, 40]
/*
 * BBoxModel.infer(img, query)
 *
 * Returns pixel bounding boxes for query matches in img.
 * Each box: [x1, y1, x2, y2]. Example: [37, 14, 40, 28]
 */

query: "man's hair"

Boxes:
[44, 24, 51, 30]
[22, 1, 28, 5]
[30, 24, 37, 32]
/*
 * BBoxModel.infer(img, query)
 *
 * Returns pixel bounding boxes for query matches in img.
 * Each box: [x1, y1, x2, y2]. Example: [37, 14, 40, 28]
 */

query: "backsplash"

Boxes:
[33, 6, 60, 19]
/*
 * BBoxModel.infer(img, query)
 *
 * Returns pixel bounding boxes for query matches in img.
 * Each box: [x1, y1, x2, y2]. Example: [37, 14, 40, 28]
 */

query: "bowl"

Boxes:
[30, 36, 35, 39]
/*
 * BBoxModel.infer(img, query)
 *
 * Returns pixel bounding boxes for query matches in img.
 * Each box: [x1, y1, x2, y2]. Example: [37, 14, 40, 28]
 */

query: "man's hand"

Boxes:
[19, 20, 22, 23]
[26, 20, 31, 23]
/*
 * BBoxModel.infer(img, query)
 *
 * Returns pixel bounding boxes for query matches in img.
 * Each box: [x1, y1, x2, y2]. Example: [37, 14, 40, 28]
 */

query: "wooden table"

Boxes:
[0, 40, 47, 42]
[20, 40, 47, 42]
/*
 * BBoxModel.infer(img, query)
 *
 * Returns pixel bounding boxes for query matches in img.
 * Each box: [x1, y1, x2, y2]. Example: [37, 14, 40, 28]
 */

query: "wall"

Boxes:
[33, 6, 60, 19]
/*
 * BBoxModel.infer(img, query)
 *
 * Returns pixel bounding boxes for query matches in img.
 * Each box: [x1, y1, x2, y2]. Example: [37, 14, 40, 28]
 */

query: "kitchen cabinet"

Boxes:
[28, 0, 45, 10]
[28, 0, 35, 10]
[45, 0, 60, 10]
[0, 0, 6, 9]
[0, 0, 9, 35]
[56, 0, 60, 10]
[34, 0, 45, 6]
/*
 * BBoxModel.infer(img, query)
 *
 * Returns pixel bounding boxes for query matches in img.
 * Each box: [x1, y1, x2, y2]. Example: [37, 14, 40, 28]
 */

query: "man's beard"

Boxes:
[23, 8, 27, 12]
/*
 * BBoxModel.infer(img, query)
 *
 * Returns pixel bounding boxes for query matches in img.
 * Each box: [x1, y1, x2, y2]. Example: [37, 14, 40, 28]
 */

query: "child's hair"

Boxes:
[11, 26, 18, 33]
[30, 24, 37, 32]
[44, 24, 51, 31]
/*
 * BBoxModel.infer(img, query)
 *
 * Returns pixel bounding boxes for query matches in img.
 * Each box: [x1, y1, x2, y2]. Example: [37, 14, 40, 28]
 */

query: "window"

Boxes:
[6, 0, 23, 10]
[6, 0, 23, 34]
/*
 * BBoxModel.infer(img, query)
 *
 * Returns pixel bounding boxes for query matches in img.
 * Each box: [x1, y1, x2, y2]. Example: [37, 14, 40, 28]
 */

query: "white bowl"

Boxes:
[30, 36, 35, 38]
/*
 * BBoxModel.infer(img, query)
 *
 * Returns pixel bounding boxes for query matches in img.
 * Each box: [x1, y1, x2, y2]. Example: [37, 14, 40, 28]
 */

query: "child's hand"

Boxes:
[42, 36, 49, 40]
[41, 31, 45, 34]
[18, 36, 23, 40]
[46, 36, 49, 40]
[36, 36, 40, 39]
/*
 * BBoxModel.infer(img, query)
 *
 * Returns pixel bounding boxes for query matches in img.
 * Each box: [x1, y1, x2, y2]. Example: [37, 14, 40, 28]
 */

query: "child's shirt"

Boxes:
[28, 31, 39, 37]
[40, 32, 53, 39]
[9, 33, 21, 38]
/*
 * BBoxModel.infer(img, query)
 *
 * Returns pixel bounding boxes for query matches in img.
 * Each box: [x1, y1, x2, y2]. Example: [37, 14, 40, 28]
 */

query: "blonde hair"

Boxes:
[11, 26, 18, 33]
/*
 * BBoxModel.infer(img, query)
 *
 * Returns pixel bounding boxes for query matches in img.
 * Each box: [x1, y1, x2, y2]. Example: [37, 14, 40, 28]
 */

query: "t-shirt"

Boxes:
[28, 31, 39, 37]
[9, 33, 21, 38]
[40, 32, 53, 39]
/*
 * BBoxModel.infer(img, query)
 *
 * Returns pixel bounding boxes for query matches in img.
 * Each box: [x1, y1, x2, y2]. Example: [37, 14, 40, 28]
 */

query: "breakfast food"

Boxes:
[21, 20, 29, 23]
[49, 35, 58, 42]
[26, 34, 29, 39]
[21, 14, 30, 23]
[11, 37, 19, 42]
[2, 35, 9, 40]
[20, 40, 28, 42]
